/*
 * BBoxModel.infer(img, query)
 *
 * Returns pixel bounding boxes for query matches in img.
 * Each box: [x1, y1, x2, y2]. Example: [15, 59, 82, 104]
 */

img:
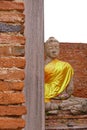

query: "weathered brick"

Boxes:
[0, 45, 25, 56]
[0, 0, 14, 1]
[12, 45, 25, 56]
[1, 129, 22, 130]
[3, 129, 22, 130]
[0, 22, 24, 33]
[0, 105, 26, 116]
[0, 46, 10, 56]
[1, 128, 23, 130]
[46, 110, 87, 128]
[0, 68, 24, 80]
[74, 76, 87, 98]
[0, 93, 25, 105]
[59, 43, 87, 98]
[0, 81, 24, 91]
[0, 12, 25, 23]
[0, 1, 26, 129]
[0, 118, 25, 129]
[0, 34, 25, 45]
[0, 1, 24, 11]
[0, 57, 25, 68]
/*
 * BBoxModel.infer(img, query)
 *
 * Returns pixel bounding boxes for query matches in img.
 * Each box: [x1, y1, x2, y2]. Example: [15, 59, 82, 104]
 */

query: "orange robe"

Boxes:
[45, 59, 74, 102]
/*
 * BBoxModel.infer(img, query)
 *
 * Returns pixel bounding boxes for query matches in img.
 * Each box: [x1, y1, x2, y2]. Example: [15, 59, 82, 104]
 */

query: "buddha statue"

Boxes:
[44, 37, 74, 111]
[44, 37, 87, 115]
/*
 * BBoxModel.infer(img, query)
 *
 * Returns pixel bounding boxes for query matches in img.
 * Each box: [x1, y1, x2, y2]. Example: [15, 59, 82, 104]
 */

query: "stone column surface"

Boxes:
[24, 0, 45, 130]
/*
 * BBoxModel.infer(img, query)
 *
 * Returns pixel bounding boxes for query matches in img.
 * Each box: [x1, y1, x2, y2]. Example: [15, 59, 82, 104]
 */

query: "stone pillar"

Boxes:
[24, 0, 45, 130]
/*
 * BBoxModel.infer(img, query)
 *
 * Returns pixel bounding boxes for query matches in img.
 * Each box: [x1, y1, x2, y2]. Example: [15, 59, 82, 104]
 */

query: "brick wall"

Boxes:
[59, 43, 87, 98]
[0, 0, 26, 130]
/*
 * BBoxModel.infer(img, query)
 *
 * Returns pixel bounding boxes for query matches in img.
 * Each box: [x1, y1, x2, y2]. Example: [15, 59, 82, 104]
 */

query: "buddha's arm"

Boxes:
[53, 77, 74, 100]
[66, 77, 74, 96]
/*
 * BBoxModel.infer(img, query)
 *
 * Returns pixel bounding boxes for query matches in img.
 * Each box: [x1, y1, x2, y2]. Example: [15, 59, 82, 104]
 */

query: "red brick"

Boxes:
[0, 45, 25, 56]
[0, 1, 24, 11]
[12, 45, 25, 56]
[0, 93, 25, 105]
[59, 43, 87, 98]
[0, 34, 25, 45]
[0, 57, 25, 68]
[1, 129, 22, 130]
[0, 0, 14, 1]
[0, 46, 10, 56]
[0, 117, 25, 129]
[0, 12, 25, 23]
[0, 68, 24, 80]
[0, 105, 26, 116]
[0, 81, 24, 91]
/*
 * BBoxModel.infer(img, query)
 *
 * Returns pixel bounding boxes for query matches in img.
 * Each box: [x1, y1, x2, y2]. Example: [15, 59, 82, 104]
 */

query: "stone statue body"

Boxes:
[44, 37, 74, 103]
[45, 37, 87, 115]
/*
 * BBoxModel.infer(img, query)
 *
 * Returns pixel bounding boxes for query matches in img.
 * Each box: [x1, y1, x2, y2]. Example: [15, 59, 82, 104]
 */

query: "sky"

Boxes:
[44, 0, 87, 43]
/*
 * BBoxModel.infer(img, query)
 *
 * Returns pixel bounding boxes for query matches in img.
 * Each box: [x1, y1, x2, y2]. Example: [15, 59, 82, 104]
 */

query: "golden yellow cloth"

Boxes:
[45, 59, 74, 102]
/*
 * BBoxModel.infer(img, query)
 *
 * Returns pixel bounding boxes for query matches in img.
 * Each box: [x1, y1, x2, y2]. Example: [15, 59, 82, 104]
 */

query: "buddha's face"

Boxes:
[45, 42, 59, 59]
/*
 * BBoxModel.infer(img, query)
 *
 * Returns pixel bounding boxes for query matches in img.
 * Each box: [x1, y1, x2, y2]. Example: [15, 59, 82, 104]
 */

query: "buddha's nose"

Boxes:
[52, 51, 56, 53]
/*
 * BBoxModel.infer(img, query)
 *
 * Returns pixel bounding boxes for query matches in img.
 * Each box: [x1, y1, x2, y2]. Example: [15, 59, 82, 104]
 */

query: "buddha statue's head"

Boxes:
[44, 37, 60, 59]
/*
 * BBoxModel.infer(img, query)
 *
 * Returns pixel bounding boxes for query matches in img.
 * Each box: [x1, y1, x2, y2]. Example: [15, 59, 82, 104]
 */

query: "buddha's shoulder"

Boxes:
[57, 60, 72, 68]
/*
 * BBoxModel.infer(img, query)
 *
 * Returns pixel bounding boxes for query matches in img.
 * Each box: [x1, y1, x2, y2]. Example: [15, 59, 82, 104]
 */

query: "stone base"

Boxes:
[45, 96, 87, 129]
[45, 110, 87, 129]
[46, 126, 87, 130]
